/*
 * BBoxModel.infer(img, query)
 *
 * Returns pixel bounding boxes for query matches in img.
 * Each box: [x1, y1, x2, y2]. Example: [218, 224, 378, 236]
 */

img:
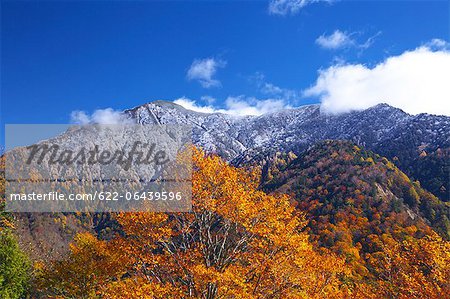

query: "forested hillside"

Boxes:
[1, 146, 449, 298]
[264, 141, 450, 295]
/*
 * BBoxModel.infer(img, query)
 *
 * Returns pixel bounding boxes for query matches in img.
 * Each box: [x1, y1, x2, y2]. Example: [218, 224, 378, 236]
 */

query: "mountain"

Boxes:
[4, 101, 449, 261]
[125, 101, 449, 201]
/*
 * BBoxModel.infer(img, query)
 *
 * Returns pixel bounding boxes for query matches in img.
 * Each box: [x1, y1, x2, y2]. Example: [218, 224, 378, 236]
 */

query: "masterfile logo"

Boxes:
[5, 124, 193, 212]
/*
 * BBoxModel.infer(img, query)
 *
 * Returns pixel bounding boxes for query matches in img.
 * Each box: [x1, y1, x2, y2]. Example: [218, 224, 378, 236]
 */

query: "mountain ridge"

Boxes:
[125, 101, 449, 200]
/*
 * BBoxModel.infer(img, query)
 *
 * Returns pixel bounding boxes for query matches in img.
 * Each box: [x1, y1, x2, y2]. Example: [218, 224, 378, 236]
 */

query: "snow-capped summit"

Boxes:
[125, 101, 450, 166]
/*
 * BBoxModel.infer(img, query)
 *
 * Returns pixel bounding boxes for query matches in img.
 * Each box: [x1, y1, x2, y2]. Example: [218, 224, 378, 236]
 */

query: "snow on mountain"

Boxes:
[125, 101, 450, 166]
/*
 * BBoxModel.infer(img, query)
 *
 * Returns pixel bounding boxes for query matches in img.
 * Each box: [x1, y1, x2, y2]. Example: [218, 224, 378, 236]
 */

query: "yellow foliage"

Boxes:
[39, 148, 350, 298]
[35, 148, 450, 298]
[103, 148, 350, 298]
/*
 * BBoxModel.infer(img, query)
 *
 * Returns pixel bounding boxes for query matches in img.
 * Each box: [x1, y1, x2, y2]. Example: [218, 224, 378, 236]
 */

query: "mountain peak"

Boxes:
[373, 102, 393, 109]
[367, 103, 407, 114]
[127, 100, 188, 113]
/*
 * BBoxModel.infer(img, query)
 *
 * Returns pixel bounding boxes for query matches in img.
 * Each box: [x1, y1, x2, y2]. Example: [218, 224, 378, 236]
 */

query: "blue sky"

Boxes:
[1, 0, 450, 143]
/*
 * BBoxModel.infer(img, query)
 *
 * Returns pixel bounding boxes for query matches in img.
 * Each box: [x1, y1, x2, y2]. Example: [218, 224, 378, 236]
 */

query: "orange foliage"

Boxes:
[35, 147, 450, 298]
[37, 148, 349, 298]
[102, 148, 349, 298]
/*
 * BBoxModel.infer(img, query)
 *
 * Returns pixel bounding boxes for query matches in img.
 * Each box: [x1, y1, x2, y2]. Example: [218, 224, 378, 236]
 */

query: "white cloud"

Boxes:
[252, 72, 299, 101]
[224, 96, 291, 116]
[423, 38, 449, 50]
[269, 0, 334, 16]
[186, 58, 226, 88]
[178, 72, 296, 116]
[70, 111, 91, 124]
[70, 108, 132, 124]
[304, 43, 450, 116]
[316, 30, 381, 50]
[200, 95, 216, 105]
[316, 30, 354, 49]
[173, 96, 291, 116]
[173, 98, 218, 114]
[260, 82, 298, 100]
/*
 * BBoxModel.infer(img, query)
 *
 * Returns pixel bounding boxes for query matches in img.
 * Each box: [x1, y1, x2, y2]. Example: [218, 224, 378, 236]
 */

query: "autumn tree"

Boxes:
[38, 148, 349, 298]
[35, 232, 124, 299]
[102, 148, 350, 298]
[367, 232, 450, 299]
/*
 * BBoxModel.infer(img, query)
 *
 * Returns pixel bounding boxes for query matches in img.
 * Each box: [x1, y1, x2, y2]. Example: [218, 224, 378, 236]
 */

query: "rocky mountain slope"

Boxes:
[126, 101, 449, 200]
